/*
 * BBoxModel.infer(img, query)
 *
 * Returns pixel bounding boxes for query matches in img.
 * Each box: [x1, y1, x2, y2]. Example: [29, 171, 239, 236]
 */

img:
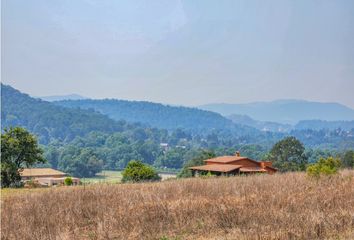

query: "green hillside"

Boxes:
[54, 99, 236, 131]
[2, 84, 353, 178]
[1, 84, 127, 144]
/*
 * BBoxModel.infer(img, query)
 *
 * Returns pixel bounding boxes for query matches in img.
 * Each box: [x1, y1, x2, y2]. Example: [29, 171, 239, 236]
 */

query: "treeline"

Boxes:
[178, 137, 354, 178]
[41, 130, 274, 177]
[2, 84, 354, 150]
[54, 99, 237, 131]
[290, 128, 354, 149]
[40, 129, 351, 177]
[1, 84, 274, 145]
[2, 84, 354, 178]
[295, 120, 354, 131]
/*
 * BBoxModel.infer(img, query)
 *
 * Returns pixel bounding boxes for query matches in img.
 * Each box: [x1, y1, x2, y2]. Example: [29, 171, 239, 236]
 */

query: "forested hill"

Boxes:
[2, 84, 353, 175]
[54, 99, 236, 131]
[1, 84, 261, 144]
[1, 84, 129, 144]
[295, 120, 354, 131]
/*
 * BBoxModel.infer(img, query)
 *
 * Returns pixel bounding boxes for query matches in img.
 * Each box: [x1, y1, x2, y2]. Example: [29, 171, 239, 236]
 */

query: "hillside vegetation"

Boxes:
[2, 171, 354, 240]
[227, 114, 292, 132]
[295, 120, 354, 131]
[2, 84, 354, 177]
[1, 84, 128, 144]
[54, 99, 240, 131]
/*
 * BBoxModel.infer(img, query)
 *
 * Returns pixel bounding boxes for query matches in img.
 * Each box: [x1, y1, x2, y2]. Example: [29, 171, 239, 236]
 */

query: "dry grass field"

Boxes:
[1, 171, 354, 240]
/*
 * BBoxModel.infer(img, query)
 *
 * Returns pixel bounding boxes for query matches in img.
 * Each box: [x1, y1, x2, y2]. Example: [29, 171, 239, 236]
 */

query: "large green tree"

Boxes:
[269, 136, 308, 171]
[178, 150, 216, 178]
[155, 148, 188, 169]
[58, 147, 103, 178]
[1, 127, 46, 187]
[122, 160, 160, 183]
[341, 150, 354, 168]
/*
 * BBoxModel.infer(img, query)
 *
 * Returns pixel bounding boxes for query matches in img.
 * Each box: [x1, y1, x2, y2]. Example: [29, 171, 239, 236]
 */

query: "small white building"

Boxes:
[160, 143, 169, 151]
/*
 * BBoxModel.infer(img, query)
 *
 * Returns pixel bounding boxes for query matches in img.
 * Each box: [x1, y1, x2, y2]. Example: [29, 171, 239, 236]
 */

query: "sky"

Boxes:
[2, 0, 354, 108]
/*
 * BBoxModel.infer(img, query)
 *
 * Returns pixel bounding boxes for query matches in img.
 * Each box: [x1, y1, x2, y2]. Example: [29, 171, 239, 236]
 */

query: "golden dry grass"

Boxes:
[1, 171, 354, 240]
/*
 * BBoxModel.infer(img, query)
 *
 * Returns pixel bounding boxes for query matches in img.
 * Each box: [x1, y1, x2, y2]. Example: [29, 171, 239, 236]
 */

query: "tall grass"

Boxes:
[1, 171, 354, 240]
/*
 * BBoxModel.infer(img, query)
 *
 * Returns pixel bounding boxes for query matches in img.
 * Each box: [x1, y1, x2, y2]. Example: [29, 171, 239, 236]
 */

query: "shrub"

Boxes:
[64, 177, 73, 186]
[199, 171, 216, 179]
[25, 179, 41, 188]
[122, 160, 161, 183]
[341, 150, 354, 168]
[307, 157, 341, 177]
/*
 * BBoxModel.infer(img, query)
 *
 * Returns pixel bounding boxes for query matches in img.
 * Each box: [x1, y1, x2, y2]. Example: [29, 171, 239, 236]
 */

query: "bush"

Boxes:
[341, 150, 354, 168]
[122, 160, 161, 183]
[307, 157, 341, 177]
[64, 177, 73, 186]
[24, 179, 41, 188]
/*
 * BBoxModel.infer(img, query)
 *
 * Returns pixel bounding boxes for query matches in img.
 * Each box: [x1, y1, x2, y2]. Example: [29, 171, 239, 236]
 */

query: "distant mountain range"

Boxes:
[199, 100, 354, 124]
[39, 94, 87, 102]
[2, 85, 258, 142]
[228, 114, 354, 132]
[36, 94, 354, 132]
[53, 99, 241, 132]
[2, 85, 354, 150]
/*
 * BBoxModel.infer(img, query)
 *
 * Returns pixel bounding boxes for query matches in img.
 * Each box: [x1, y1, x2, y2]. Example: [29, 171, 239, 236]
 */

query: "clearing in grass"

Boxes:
[80, 170, 122, 184]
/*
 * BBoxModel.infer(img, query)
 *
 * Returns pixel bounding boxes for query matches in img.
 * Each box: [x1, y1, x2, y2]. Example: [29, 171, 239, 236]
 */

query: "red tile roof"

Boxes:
[189, 164, 242, 173]
[204, 156, 248, 163]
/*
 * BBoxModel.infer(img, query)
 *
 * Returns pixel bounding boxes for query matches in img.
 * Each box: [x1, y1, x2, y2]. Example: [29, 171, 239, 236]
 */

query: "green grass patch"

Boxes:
[81, 170, 122, 184]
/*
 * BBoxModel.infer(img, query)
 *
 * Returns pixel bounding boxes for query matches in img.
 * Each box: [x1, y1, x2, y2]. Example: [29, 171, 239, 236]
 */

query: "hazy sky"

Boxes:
[2, 0, 354, 107]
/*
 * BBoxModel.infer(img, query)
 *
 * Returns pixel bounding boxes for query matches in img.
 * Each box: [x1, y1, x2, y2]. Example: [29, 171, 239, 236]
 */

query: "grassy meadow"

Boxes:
[81, 170, 123, 184]
[81, 170, 176, 184]
[1, 171, 354, 240]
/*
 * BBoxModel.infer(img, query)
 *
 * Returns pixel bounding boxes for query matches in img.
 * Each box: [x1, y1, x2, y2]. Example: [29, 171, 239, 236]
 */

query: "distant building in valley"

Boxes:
[160, 143, 169, 151]
[189, 152, 277, 176]
[20, 168, 80, 186]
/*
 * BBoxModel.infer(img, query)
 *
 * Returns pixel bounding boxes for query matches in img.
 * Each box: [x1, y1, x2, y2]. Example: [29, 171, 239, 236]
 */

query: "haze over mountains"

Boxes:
[200, 100, 354, 125]
[2, 84, 258, 143]
[2, 84, 354, 152]
[53, 99, 240, 132]
[40, 94, 87, 102]
[4, 1, 354, 109]
[227, 114, 292, 133]
[41, 93, 354, 131]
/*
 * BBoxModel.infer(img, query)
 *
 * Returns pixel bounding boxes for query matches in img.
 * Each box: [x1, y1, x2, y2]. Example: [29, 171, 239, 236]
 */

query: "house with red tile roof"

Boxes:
[189, 151, 277, 176]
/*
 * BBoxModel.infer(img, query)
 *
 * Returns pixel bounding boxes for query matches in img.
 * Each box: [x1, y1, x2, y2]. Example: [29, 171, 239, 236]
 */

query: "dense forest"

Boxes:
[295, 120, 354, 131]
[2, 84, 354, 177]
[54, 99, 239, 131]
[1, 85, 129, 144]
[227, 114, 292, 132]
